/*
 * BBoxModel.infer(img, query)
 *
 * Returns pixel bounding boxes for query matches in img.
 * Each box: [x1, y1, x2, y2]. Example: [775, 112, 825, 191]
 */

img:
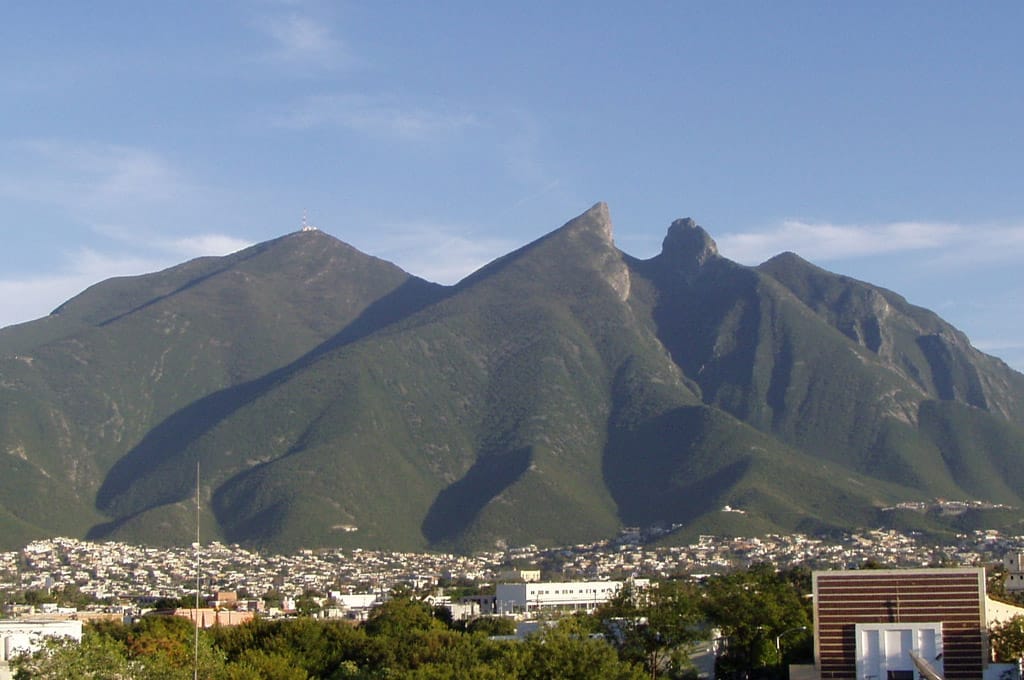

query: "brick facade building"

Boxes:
[812, 568, 987, 679]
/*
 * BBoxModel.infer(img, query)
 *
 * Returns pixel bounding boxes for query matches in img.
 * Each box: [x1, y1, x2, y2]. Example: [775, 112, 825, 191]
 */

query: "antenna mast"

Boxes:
[301, 210, 317, 232]
[194, 461, 200, 680]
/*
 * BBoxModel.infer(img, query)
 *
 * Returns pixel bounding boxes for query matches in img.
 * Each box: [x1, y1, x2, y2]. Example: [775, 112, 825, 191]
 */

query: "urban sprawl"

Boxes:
[3, 523, 1022, 616]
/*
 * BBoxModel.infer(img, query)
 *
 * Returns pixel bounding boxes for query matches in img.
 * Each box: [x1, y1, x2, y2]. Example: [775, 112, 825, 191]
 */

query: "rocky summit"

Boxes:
[1, 204, 1023, 553]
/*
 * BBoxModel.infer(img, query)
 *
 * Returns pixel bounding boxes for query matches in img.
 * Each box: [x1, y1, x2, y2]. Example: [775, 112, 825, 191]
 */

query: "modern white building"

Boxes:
[495, 580, 644, 615]
[1, 618, 83, 680]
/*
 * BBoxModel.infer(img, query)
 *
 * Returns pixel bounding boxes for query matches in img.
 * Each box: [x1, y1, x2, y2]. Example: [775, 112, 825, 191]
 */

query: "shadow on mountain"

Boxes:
[86, 514, 138, 542]
[917, 334, 988, 409]
[603, 406, 750, 527]
[421, 447, 533, 545]
[91, 246, 271, 327]
[766, 334, 794, 427]
[633, 254, 764, 409]
[89, 278, 447, 535]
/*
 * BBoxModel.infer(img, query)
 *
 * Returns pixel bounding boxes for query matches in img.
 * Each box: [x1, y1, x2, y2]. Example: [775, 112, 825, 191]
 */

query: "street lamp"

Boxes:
[775, 626, 807, 663]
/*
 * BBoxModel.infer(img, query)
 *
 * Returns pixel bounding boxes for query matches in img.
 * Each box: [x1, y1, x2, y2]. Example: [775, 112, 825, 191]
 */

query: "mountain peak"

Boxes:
[762, 251, 808, 267]
[561, 201, 613, 242]
[658, 217, 719, 271]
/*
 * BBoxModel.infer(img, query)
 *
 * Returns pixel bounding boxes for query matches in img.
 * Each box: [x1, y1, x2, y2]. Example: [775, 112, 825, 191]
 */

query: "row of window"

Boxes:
[530, 588, 615, 595]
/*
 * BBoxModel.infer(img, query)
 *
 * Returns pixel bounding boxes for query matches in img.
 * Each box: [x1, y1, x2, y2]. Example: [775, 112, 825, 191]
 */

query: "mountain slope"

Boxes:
[90, 204, 693, 551]
[757, 252, 1024, 426]
[2, 205, 1023, 552]
[0, 231, 442, 547]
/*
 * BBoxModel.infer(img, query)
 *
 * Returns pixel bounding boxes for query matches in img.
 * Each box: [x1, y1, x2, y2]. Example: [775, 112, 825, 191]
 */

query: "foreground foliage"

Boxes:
[991, 615, 1024, 663]
[11, 566, 825, 680]
[11, 599, 645, 680]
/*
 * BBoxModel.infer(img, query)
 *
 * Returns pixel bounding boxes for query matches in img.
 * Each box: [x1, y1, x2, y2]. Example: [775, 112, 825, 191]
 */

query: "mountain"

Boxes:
[0, 231, 442, 548]
[2, 205, 1023, 553]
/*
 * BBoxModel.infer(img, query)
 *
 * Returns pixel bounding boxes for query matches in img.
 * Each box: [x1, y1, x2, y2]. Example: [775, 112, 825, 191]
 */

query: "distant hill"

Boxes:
[2, 204, 1023, 552]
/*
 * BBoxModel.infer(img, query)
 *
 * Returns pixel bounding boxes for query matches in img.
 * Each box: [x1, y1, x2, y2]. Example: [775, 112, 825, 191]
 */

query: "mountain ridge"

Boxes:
[1, 205, 1022, 552]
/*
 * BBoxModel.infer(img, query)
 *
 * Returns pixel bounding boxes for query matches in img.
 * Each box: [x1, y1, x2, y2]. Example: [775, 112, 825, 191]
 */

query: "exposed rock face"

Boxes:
[658, 218, 720, 277]
[559, 202, 631, 300]
[664, 218, 718, 258]
[566, 201, 614, 241]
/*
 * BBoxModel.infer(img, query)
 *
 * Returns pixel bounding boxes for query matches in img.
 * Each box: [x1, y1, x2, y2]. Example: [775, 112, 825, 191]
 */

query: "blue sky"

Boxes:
[2, 2, 1022, 369]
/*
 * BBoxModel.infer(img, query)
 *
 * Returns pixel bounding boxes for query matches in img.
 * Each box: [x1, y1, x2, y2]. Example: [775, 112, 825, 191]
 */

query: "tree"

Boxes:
[261, 590, 283, 609]
[124, 614, 196, 665]
[466, 616, 516, 636]
[991, 616, 1024, 662]
[53, 583, 100, 609]
[11, 634, 130, 680]
[294, 591, 323, 617]
[597, 580, 703, 678]
[519, 617, 646, 680]
[210, 617, 372, 678]
[18, 590, 56, 607]
[219, 649, 310, 680]
[363, 597, 445, 638]
[700, 564, 812, 679]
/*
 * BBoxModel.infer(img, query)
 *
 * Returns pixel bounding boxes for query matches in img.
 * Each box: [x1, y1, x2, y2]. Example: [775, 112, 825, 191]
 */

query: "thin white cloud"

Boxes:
[0, 249, 164, 328]
[717, 219, 1024, 267]
[0, 139, 192, 219]
[923, 225, 1024, 268]
[974, 340, 1024, 373]
[160, 235, 253, 259]
[501, 109, 549, 187]
[0, 137, 256, 328]
[491, 108, 581, 219]
[275, 93, 478, 141]
[65, 248, 165, 278]
[93, 223, 254, 261]
[358, 222, 517, 284]
[975, 339, 1024, 353]
[0, 236, 253, 330]
[0, 275, 101, 328]
[252, 12, 349, 69]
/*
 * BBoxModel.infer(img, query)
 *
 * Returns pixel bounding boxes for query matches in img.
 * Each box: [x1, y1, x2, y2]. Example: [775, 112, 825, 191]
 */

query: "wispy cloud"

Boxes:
[975, 339, 1024, 353]
[0, 248, 162, 328]
[252, 11, 349, 70]
[974, 338, 1024, 373]
[274, 93, 478, 141]
[93, 223, 253, 261]
[0, 274, 103, 328]
[359, 221, 517, 284]
[717, 219, 1024, 267]
[0, 233, 252, 330]
[159, 234, 253, 259]
[500, 109, 549, 187]
[0, 139, 192, 219]
[0, 137, 258, 329]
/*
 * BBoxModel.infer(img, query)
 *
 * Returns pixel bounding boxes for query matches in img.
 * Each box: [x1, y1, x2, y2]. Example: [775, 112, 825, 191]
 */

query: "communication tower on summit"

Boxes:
[301, 210, 318, 232]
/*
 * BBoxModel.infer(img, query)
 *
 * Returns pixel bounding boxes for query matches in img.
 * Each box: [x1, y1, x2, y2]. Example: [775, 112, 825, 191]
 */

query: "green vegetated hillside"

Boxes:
[2, 204, 1023, 552]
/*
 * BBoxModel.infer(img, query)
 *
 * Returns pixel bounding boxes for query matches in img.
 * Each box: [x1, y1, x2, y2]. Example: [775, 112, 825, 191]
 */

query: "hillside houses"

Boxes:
[1, 529, 1021, 611]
